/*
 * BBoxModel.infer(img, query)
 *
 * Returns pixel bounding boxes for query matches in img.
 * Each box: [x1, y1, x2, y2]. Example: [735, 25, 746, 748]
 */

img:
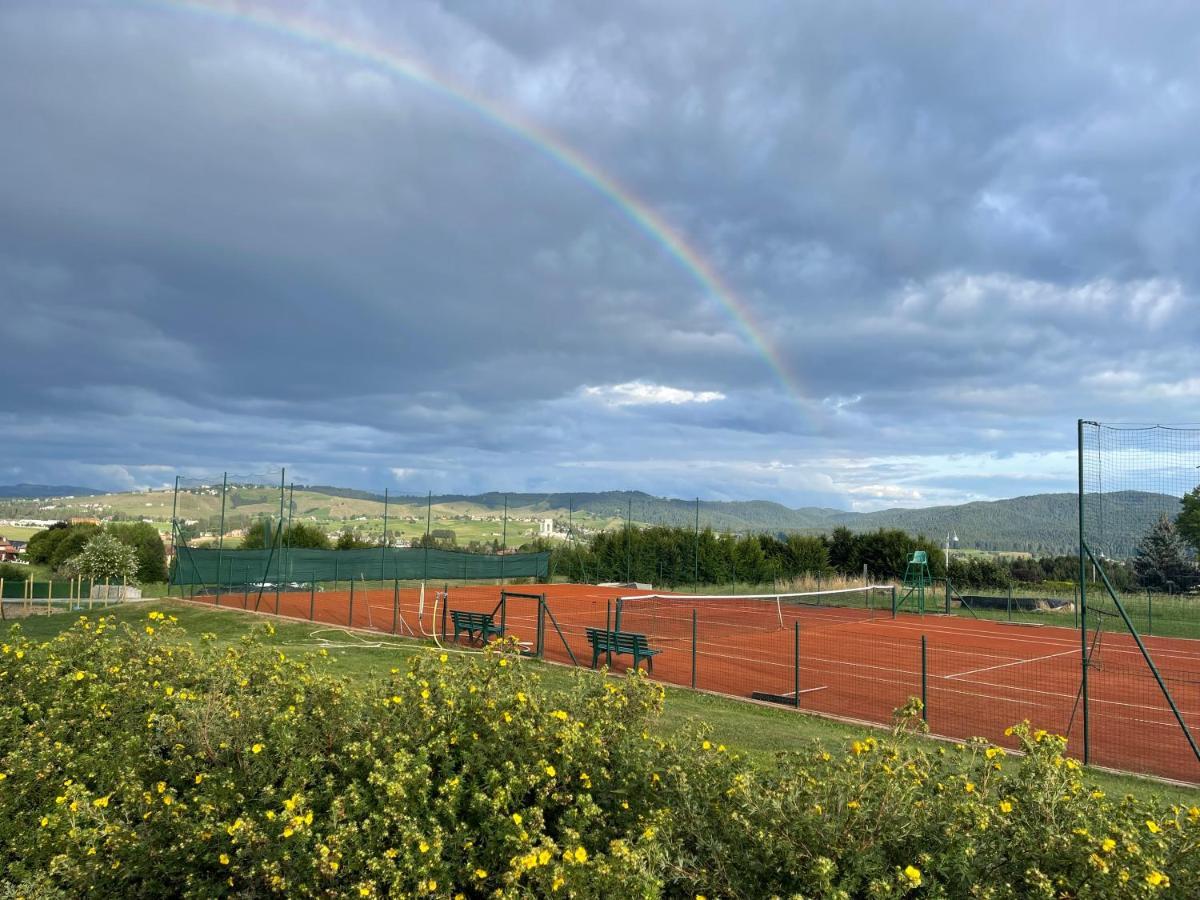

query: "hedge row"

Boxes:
[1, 615, 1197, 897]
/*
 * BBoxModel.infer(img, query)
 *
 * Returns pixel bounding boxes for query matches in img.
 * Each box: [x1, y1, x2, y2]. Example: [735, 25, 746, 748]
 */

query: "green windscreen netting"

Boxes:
[172, 546, 549, 587]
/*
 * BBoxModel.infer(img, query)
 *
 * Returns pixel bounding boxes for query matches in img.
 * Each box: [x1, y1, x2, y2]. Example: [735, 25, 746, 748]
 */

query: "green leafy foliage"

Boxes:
[2, 616, 1196, 897]
[24, 522, 100, 572]
[1133, 514, 1198, 592]
[240, 520, 332, 551]
[65, 532, 140, 583]
[0, 563, 26, 583]
[1175, 486, 1200, 555]
[334, 530, 375, 550]
[106, 522, 168, 582]
[553, 525, 941, 586]
[25, 523, 166, 582]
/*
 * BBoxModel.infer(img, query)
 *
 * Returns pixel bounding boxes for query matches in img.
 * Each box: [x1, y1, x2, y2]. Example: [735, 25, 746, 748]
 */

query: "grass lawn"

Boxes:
[10, 599, 1199, 806]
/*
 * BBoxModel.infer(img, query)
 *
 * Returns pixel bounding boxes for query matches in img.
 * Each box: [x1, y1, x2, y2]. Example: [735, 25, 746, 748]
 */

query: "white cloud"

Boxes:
[582, 382, 726, 407]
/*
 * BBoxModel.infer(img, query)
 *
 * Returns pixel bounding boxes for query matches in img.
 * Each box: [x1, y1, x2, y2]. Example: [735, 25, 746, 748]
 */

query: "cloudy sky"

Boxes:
[2, 1, 1198, 509]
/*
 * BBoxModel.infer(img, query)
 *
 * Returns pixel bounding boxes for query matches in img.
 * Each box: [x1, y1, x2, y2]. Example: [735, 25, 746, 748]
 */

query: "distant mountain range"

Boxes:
[301, 486, 1179, 558]
[0, 484, 106, 498]
[2, 483, 1177, 557]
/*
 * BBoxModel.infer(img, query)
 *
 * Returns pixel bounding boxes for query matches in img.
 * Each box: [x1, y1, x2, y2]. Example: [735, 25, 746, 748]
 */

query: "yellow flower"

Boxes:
[1146, 871, 1169, 887]
[1146, 820, 1161, 834]
[1101, 838, 1116, 853]
[573, 846, 588, 863]
[74, 671, 85, 681]
[999, 800, 1013, 814]
[985, 746, 1004, 759]
[439, 653, 448, 662]
[384, 848, 398, 859]
[162, 795, 173, 806]
[474, 869, 487, 879]
[512, 813, 523, 825]
[538, 850, 552, 865]
[851, 741, 864, 755]
[283, 827, 294, 838]
[903, 865, 922, 886]
[93, 795, 110, 808]
[552, 876, 565, 891]
[145, 626, 154, 635]
[551, 710, 568, 720]
[964, 782, 975, 793]
[358, 887, 371, 897]
[701, 740, 712, 750]
[251, 743, 264, 754]
[499, 658, 508, 667]
[391, 695, 402, 704]
[421, 689, 430, 700]
[418, 840, 430, 853]
[545, 765, 557, 777]
[219, 853, 230, 865]
[155, 781, 166, 794]
[847, 801, 860, 810]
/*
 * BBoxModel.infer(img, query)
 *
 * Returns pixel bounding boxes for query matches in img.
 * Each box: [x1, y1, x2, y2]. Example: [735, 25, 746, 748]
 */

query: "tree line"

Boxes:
[22, 522, 167, 583]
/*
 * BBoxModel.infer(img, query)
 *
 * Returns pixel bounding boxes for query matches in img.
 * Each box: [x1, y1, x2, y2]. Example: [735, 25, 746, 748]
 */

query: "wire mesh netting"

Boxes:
[176, 574, 1200, 783]
[1080, 422, 1200, 779]
[614, 586, 895, 636]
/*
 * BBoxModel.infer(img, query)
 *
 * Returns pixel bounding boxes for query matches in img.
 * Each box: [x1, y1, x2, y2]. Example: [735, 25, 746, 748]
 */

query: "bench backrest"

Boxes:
[586, 628, 650, 651]
[452, 610, 492, 624]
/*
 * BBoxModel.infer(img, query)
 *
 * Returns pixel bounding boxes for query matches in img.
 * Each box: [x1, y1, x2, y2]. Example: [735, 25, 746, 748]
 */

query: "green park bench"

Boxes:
[585, 628, 661, 672]
[450, 609, 503, 645]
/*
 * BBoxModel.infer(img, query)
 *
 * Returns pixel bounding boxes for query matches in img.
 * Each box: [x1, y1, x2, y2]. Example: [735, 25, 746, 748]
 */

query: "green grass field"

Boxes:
[0, 525, 44, 541]
[11, 600, 1197, 805]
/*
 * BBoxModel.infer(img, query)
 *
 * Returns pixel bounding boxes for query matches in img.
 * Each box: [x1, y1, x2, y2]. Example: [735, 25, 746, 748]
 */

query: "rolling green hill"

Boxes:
[1, 484, 1180, 558]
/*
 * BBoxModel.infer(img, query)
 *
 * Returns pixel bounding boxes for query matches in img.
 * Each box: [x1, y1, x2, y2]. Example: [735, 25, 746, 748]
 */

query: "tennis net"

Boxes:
[614, 585, 895, 639]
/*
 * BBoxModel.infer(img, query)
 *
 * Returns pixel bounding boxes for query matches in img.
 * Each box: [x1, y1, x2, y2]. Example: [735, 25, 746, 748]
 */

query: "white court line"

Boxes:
[945, 648, 1080, 679]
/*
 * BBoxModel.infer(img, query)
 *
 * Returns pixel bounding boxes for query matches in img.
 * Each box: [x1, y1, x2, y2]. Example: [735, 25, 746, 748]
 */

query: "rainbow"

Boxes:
[140, 0, 803, 399]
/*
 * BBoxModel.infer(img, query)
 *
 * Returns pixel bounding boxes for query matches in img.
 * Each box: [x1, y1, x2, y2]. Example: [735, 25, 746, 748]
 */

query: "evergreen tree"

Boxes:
[1133, 514, 1197, 592]
[1176, 485, 1200, 554]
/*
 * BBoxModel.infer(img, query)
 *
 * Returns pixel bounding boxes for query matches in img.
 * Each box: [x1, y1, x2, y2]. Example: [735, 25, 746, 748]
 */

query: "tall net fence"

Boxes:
[1080, 422, 1200, 779]
[178, 571, 1200, 782]
[171, 472, 283, 591]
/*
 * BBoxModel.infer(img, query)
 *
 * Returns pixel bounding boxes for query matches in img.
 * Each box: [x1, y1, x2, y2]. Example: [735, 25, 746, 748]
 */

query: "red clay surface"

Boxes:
[184, 582, 1200, 784]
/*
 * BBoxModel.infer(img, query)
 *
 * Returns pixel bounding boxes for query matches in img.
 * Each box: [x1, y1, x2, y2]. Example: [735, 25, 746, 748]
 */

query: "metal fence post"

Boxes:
[310, 577, 316, 621]
[691, 609, 697, 689]
[921, 635, 928, 722]
[605, 600, 613, 669]
[348, 580, 355, 627]
[536, 597, 546, 658]
[392, 578, 399, 635]
[1006, 585, 1012, 622]
[793, 621, 801, 709]
[1147, 588, 1153, 636]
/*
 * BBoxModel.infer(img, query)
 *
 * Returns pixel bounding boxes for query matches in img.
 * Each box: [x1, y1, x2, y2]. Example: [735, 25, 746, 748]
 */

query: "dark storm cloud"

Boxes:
[2, 0, 1198, 507]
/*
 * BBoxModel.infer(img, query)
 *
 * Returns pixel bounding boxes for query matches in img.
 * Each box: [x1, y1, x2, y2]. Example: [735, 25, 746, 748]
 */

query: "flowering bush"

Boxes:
[0, 614, 1196, 897]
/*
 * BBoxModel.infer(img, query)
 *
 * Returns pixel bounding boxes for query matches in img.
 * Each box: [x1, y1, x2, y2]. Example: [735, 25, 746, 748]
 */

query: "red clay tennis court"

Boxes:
[184, 581, 1200, 784]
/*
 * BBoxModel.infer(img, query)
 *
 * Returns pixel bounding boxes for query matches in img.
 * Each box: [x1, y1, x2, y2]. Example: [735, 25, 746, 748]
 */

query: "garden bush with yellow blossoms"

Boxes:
[1, 614, 1197, 898]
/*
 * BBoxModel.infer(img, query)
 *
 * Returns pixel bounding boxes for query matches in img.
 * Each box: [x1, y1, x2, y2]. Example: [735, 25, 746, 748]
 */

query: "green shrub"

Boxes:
[0, 615, 1196, 897]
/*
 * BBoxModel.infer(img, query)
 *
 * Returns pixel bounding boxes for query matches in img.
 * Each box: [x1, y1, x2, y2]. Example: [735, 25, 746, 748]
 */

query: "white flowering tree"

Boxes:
[67, 532, 141, 584]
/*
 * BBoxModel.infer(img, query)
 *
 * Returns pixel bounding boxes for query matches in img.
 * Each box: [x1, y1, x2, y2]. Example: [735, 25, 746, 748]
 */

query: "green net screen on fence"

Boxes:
[172, 546, 550, 587]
